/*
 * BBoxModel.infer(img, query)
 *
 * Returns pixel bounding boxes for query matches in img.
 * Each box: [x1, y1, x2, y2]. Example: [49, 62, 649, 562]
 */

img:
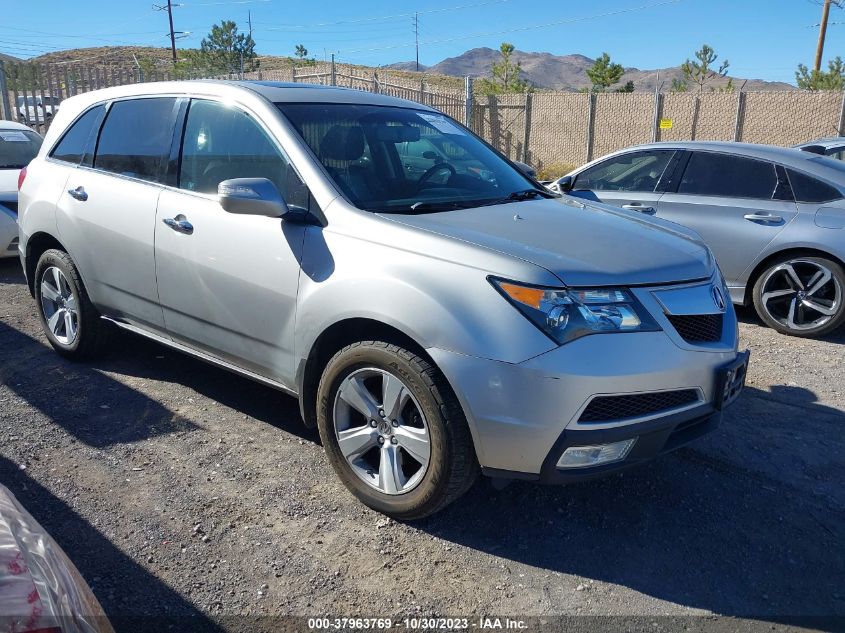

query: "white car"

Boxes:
[16, 95, 61, 125]
[0, 120, 42, 258]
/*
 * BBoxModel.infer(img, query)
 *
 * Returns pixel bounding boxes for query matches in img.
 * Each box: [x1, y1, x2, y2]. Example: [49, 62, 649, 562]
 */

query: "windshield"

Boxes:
[276, 103, 543, 213]
[0, 129, 42, 169]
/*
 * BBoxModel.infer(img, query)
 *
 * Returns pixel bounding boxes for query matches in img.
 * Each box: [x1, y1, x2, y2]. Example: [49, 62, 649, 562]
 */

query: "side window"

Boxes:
[678, 152, 780, 200]
[50, 105, 105, 166]
[179, 99, 311, 210]
[574, 150, 674, 192]
[787, 169, 843, 203]
[94, 98, 177, 184]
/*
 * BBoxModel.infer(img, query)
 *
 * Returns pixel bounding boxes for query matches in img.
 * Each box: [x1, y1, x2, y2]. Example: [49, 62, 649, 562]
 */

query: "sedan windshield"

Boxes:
[0, 129, 42, 169]
[276, 103, 549, 213]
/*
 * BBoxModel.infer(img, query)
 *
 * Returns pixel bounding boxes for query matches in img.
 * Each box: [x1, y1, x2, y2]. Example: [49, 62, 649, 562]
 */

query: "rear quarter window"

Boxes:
[788, 168, 844, 203]
[50, 105, 105, 166]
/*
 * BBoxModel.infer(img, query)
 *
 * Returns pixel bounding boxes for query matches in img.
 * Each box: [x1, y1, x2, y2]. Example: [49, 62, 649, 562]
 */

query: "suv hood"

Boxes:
[381, 196, 713, 287]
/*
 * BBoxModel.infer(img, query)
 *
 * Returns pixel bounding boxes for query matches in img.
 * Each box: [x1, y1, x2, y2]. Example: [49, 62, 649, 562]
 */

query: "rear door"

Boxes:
[56, 97, 180, 332]
[570, 149, 677, 214]
[656, 151, 798, 286]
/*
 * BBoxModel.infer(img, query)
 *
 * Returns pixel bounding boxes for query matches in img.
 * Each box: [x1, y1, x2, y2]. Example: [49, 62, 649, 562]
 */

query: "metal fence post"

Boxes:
[330, 54, 336, 86]
[838, 91, 845, 136]
[585, 92, 597, 163]
[651, 91, 663, 142]
[521, 91, 533, 164]
[373, 71, 380, 94]
[0, 62, 10, 121]
[734, 90, 746, 142]
[464, 76, 473, 130]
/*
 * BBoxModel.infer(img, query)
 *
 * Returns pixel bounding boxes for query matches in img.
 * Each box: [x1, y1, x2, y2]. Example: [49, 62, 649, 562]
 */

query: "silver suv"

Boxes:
[17, 82, 747, 518]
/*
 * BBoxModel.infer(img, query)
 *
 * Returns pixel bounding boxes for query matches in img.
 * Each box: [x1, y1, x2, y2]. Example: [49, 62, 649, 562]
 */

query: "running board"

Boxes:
[101, 317, 298, 397]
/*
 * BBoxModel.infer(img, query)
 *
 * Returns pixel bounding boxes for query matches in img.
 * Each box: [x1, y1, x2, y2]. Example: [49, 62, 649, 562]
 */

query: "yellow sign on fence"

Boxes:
[659, 118, 674, 129]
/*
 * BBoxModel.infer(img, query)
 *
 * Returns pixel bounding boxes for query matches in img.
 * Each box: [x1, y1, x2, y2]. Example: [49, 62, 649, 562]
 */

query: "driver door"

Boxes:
[154, 98, 313, 388]
[571, 149, 677, 214]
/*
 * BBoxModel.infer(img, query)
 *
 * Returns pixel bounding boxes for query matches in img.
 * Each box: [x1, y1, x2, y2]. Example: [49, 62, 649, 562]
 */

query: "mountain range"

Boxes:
[388, 47, 794, 92]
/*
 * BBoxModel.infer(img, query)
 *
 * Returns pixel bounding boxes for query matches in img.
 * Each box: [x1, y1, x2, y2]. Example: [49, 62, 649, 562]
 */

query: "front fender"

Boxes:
[294, 224, 558, 367]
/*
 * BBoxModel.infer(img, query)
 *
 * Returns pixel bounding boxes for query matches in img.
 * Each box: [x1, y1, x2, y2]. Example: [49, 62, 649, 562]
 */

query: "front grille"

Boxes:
[666, 313, 723, 343]
[579, 389, 700, 423]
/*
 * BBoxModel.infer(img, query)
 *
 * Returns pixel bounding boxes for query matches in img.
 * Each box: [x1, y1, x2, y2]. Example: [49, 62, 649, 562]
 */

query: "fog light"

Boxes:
[557, 438, 636, 469]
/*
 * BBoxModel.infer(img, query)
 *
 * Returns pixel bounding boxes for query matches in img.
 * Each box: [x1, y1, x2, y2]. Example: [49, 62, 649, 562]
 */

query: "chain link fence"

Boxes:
[3, 59, 845, 179]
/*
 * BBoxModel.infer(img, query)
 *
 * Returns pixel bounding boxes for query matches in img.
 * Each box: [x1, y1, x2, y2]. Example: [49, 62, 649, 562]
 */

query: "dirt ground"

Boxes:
[0, 257, 843, 633]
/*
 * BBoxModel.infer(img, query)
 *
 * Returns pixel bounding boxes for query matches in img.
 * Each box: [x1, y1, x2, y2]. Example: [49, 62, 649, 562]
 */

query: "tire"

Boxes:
[34, 249, 111, 359]
[752, 254, 845, 337]
[316, 340, 478, 520]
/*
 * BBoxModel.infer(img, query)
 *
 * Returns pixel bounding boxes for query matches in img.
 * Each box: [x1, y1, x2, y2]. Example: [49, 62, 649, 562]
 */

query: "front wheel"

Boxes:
[316, 341, 478, 519]
[752, 255, 845, 337]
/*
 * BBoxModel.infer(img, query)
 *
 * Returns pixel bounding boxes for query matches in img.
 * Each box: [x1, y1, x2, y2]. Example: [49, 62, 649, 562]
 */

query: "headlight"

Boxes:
[491, 278, 660, 344]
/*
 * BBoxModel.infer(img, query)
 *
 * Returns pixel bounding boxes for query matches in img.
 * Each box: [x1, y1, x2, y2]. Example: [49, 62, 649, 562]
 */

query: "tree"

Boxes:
[294, 44, 308, 60]
[172, 20, 258, 78]
[477, 42, 532, 94]
[614, 80, 635, 93]
[586, 52, 625, 92]
[680, 44, 731, 93]
[796, 57, 845, 90]
[670, 77, 689, 93]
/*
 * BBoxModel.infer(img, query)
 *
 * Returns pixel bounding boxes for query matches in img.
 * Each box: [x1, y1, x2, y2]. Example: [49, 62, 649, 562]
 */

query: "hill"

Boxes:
[400, 47, 795, 92]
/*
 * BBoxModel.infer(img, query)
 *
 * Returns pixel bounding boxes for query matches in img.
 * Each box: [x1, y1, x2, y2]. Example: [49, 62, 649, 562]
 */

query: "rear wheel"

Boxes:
[752, 255, 845, 337]
[316, 341, 478, 519]
[34, 249, 111, 358]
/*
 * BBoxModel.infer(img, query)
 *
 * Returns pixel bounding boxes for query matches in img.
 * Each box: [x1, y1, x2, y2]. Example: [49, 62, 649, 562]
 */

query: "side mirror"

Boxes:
[218, 178, 290, 218]
[422, 150, 439, 160]
[553, 175, 574, 193]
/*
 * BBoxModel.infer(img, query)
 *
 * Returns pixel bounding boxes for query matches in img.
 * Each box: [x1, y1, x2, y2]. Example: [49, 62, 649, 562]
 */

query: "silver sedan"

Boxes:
[555, 141, 845, 337]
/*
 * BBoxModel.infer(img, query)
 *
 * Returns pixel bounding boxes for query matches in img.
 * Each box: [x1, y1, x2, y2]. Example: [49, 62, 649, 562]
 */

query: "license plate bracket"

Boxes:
[714, 350, 750, 410]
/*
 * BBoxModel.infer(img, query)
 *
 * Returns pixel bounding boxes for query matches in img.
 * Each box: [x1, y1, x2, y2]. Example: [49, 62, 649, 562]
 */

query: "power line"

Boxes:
[339, 0, 683, 55]
[260, 0, 512, 30]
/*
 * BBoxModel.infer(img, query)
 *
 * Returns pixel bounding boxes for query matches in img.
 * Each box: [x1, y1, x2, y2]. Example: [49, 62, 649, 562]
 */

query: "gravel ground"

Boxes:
[0, 256, 843, 633]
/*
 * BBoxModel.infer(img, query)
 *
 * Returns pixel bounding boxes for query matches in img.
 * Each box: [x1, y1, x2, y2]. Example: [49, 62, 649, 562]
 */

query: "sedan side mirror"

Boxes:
[218, 178, 290, 218]
[553, 175, 574, 193]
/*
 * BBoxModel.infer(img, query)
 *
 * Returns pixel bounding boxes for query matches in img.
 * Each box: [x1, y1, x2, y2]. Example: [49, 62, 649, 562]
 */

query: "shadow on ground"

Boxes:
[0, 455, 224, 632]
[412, 381, 845, 623]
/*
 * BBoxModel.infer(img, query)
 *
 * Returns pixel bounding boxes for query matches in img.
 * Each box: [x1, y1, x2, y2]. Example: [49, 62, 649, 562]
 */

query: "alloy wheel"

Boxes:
[40, 266, 79, 345]
[760, 259, 842, 332]
[332, 367, 431, 495]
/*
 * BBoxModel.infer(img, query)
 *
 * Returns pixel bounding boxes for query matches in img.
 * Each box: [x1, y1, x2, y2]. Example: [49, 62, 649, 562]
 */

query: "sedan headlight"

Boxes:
[491, 278, 660, 344]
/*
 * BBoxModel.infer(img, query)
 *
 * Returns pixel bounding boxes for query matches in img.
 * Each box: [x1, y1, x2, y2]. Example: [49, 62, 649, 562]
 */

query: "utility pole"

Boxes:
[815, 0, 839, 72]
[154, 0, 179, 63]
[248, 10, 253, 38]
[414, 12, 419, 72]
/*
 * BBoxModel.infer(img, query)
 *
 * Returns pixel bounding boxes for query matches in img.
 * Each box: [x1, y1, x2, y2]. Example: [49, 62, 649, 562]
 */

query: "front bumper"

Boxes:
[429, 323, 741, 477]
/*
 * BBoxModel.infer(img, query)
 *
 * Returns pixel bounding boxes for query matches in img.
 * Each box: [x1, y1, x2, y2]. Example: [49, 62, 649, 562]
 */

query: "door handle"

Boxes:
[162, 216, 194, 235]
[744, 213, 783, 223]
[622, 203, 656, 215]
[67, 186, 88, 202]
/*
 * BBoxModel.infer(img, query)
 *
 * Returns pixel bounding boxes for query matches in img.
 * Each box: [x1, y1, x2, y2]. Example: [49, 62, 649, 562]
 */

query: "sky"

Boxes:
[2, 0, 843, 85]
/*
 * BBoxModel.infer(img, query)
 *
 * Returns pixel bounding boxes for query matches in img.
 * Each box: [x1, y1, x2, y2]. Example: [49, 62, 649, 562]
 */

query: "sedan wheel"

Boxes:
[333, 367, 431, 495]
[40, 266, 79, 345]
[754, 257, 845, 337]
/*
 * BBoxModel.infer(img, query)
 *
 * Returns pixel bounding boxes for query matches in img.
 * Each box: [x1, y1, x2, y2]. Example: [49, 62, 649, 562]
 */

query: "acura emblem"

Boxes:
[711, 285, 726, 312]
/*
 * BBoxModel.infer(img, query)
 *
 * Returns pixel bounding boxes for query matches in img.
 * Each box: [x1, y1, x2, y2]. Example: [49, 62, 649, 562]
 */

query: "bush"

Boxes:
[536, 162, 577, 181]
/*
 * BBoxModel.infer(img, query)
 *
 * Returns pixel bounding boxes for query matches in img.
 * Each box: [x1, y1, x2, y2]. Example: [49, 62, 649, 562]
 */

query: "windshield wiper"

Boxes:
[477, 188, 555, 207]
[404, 200, 473, 213]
